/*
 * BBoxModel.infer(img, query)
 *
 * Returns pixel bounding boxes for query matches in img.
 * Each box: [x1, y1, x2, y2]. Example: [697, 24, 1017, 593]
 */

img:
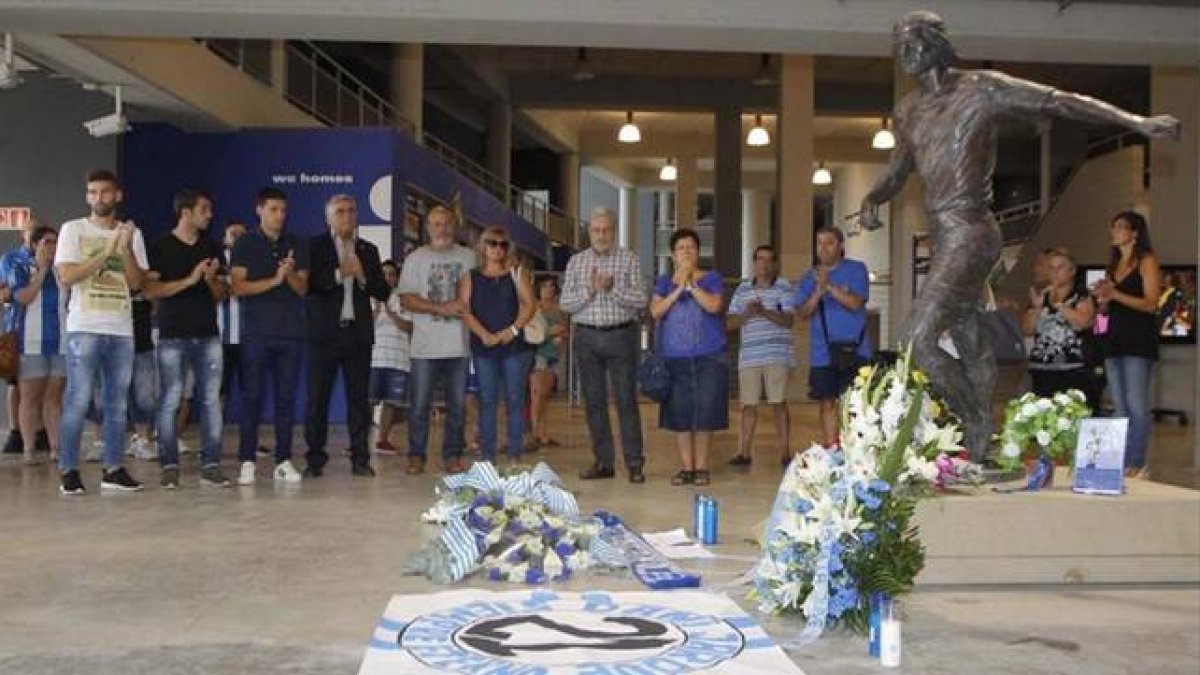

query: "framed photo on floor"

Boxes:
[1072, 417, 1128, 495]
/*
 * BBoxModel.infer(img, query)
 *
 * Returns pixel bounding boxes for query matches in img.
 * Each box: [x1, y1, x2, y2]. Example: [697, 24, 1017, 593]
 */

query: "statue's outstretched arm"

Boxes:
[857, 142, 914, 231]
[985, 69, 1181, 140]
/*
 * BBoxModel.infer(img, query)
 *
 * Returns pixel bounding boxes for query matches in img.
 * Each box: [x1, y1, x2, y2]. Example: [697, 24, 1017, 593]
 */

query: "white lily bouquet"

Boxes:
[997, 390, 1090, 471]
[408, 461, 603, 585]
[751, 348, 964, 643]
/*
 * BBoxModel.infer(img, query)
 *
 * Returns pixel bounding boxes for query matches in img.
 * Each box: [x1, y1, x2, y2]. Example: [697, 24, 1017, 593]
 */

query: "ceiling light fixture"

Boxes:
[751, 53, 776, 87]
[617, 110, 641, 143]
[659, 158, 677, 182]
[746, 113, 770, 147]
[812, 162, 832, 186]
[872, 116, 896, 150]
[571, 47, 595, 82]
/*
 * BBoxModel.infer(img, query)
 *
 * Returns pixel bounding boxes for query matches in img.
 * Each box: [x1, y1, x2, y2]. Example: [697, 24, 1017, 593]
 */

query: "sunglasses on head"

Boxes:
[484, 238, 510, 249]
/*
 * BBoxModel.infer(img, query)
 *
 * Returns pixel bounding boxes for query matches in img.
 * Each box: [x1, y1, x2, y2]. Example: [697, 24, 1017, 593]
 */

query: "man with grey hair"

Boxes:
[857, 10, 1179, 459]
[561, 206, 648, 483]
[302, 194, 390, 478]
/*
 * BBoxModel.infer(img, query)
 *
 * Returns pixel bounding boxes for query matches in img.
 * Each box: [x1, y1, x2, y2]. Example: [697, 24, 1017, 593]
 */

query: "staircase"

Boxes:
[202, 39, 576, 241]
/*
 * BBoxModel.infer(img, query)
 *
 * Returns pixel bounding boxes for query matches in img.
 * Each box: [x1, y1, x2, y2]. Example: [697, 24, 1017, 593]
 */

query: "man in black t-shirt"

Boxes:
[144, 189, 230, 489]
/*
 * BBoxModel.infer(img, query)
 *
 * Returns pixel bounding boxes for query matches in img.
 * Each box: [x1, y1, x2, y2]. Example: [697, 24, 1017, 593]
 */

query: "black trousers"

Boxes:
[304, 327, 372, 469]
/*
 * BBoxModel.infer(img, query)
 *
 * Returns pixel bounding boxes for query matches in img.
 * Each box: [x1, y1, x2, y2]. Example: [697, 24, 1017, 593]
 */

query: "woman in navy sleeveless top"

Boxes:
[460, 226, 535, 463]
[1092, 211, 1161, 478]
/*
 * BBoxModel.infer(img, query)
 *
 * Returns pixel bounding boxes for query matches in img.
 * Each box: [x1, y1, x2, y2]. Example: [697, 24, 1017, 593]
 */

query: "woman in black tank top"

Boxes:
[1092, 211, 1161, 478]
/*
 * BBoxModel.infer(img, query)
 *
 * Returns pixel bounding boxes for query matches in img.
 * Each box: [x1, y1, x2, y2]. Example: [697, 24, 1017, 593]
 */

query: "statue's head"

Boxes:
[894, 11, 958, 75]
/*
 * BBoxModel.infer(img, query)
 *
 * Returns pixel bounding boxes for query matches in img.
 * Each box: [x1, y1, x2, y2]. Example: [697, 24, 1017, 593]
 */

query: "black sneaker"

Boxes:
[351, 463, 376, 478]
[101, 467, 144, 492]
[3, 429, 23, 454]
[160, 467, 180, 490]
[59, 470, 86, 495]
[35, 428, 50, 452]
[200, 466, 232, 488]
[728, 454, 752, 467]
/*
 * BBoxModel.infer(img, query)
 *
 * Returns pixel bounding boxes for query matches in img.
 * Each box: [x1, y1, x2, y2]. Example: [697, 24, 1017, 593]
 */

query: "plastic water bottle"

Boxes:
[693, 494, 707, 542]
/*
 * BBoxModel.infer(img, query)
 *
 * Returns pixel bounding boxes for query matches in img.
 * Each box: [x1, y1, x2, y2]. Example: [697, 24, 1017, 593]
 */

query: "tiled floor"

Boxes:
[0, 399, 1195, 674]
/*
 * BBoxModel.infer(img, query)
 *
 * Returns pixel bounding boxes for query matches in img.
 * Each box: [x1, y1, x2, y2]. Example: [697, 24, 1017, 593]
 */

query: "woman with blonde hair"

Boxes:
[460, 226, 536, 463]
[1022, 247, 1097, 409]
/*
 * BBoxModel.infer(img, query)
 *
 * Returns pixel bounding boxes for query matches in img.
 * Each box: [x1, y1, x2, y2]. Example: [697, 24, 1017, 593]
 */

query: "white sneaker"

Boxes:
[130, 434, 158, 461]
[237, 461, 256, 486]
[273, 460, 302, 483]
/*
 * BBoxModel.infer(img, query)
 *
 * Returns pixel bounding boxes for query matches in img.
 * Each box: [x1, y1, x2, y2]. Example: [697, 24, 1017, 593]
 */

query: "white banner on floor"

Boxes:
[359, 589, 805, 674]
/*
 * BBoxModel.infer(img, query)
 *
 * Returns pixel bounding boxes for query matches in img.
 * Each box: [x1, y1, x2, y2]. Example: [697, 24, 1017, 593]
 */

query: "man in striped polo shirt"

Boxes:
[1, 225, 65, 464]
[727, 245, 795, 468]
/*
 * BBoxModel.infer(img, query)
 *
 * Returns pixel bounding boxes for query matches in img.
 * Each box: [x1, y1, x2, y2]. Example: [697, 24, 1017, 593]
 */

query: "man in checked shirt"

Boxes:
[560, 206, 648, 483]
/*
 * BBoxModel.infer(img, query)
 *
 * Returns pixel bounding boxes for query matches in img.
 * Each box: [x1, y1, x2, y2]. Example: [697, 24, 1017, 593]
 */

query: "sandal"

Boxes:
[670, 470, 695, 486]
[693, 470, 711, 486]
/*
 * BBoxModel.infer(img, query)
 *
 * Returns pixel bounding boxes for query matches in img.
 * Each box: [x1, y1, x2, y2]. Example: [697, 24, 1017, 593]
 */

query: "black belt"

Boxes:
[576, 321, 634, 332]
[338, 319, 355, 328]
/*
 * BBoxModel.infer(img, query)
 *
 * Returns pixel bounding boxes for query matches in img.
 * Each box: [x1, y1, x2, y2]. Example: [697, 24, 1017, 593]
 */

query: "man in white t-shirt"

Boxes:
[53, 169, 150, 495]
[398, 205, 475, 475]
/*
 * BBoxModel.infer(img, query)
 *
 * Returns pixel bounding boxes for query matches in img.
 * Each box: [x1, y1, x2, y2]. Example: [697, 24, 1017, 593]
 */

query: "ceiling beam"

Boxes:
[0, 1, 1195, 65]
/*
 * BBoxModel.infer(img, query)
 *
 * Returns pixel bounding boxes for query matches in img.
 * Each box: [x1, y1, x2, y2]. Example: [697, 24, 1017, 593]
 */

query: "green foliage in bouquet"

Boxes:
[997, 390, 1090, 471]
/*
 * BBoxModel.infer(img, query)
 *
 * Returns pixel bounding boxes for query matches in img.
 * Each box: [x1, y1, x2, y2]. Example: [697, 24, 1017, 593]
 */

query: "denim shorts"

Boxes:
[370, 367, 409, 405]
[658, 352, 730, 432]
[18, 354, 64, 380]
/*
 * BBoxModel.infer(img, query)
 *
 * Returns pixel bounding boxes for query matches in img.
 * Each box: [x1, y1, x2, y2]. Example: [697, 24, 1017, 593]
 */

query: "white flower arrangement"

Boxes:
[997, 390, 1090, 471]
[752, 347, 967, 643]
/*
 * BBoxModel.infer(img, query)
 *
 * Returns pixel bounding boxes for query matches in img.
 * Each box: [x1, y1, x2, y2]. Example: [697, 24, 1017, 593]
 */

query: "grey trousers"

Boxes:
[574, 323, 644, 470]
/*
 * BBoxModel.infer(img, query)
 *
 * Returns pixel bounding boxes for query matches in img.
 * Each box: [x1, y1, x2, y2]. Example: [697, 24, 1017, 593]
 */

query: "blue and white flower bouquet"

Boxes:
[408, 461, 604, 585]
[751, 348, 962, 642]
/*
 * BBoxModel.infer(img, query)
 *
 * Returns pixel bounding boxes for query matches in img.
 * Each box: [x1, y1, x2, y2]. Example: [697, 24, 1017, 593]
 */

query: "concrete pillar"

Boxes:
[269, 40, 286, 95]
[1147, 65, 1199, 464]
[1039, 120, 1053, 216]
[560, 152, 580, 244]
[390, 43, 424, 139]
[778, 56, 814, 279]
[714, 106, 743, 278]
[618, 186, 637, 250]
[778, 54, 815, 398]
[488, 102, 513, 191]
[675, 156, 698, 231]
[741, 188, 771, 278]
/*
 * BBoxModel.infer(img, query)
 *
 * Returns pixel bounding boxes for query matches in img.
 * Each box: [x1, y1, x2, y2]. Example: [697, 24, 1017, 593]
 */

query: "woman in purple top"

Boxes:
[649, 228, 728, 487]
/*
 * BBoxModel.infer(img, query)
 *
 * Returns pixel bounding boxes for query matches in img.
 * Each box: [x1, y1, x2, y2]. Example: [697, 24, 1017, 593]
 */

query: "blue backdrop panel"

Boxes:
[122, 125, 549, 432]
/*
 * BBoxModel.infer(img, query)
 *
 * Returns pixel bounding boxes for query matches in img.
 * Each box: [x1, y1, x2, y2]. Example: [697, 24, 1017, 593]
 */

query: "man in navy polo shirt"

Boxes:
[794, 226, 872, 449]
[230, 187, 309, 485]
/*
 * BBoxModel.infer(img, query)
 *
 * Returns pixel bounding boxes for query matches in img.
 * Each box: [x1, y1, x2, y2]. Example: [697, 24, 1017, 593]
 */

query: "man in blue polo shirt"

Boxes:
[230, 187, 309, 485]
[794, 226, 872, 449]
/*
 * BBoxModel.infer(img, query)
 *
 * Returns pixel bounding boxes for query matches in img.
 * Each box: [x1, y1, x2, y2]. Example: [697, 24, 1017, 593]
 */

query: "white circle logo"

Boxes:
[396, 598, 745, 673]
[369, 174, 393, 221]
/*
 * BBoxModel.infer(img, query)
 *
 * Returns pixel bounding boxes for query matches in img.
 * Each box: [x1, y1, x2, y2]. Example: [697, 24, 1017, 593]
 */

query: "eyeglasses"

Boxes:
[484, 239, 510, 249]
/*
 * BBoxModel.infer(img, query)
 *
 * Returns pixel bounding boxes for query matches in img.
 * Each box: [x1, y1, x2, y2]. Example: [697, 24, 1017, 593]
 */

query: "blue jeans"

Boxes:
[129, 351, 158, 426]
[408, 357, 468, 462]
[475, 350, 534, 461]
[157, 337, 223, 469]
[239, 336, 302, 463]
[59, 333, 134, 472]
[1106, 356, 1153, 468]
